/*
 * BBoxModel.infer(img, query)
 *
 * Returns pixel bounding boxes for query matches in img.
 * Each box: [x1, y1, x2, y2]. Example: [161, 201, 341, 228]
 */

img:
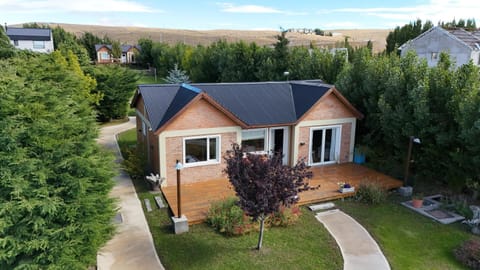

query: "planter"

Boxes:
[353, 153, 366, 164]
[412, 199, 424, 208]
[339, 187, 355, 193]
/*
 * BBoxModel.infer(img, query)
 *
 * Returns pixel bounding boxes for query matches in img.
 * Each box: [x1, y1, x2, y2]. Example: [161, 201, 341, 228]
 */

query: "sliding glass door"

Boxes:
[309, 126, 341, 165]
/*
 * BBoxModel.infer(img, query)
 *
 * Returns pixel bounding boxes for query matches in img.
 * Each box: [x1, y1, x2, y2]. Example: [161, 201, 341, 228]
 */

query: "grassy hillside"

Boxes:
[35, 23, 390, 53]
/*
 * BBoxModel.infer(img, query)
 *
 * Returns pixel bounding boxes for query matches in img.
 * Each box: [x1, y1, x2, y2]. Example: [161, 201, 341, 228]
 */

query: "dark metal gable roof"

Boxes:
[137, 81, 335, 131]
[6, 27, 51, 41]
[193, 82, 297, 126]
[291, 83, 331, 119]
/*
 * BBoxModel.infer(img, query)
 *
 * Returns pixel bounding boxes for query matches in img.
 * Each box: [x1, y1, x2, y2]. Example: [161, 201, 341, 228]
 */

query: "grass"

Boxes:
[136, 71, 162, 84]
[116, 128, 343, 270]
[337, 196, 472, 270]
[116, 128, 473, 270]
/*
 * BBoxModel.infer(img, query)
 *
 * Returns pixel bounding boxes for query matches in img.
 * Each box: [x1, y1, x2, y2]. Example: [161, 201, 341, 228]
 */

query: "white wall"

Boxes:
[10, 36, 54, 53]
[401, 28, 478, 68]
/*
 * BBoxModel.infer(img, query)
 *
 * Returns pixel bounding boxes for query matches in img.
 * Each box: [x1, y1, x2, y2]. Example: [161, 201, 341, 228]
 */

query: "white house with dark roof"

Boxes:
[6, 27, 54, 53]
[399, 26, 480, 67]
[131, 81, 364, 186]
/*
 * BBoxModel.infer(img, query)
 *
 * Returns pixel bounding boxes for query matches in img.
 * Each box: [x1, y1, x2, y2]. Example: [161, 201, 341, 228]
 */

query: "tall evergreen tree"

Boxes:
[0, 51, 116, 269]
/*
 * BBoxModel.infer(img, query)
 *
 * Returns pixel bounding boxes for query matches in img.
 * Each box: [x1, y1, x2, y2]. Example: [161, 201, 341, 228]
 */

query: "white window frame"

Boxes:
[241, 128, 268, 154]
[431, 52, 438, 60]
[183, 135, 221, 167]
[308, 125, 342, 166]
[33, 40, 45, 49]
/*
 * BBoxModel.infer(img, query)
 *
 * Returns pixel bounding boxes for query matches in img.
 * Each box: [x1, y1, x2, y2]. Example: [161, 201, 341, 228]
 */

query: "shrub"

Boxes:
[207, 198, 302, 235]
[122, 144, 147, 180]
[354, 181, 387, 205]
[268, 205, 302, 227]
[454, 238, 480, 269]
[207, 197, 250, 236]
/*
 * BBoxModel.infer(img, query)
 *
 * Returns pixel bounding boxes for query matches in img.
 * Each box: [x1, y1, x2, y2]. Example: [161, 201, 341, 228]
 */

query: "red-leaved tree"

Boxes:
[224, 143, 314, 250]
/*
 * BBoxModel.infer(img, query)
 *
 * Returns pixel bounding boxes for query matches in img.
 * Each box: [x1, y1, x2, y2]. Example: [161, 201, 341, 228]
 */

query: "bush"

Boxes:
[267, 205, 302, 227]
[207, 198, 302, 235]
[207, 197, 251, 236]
[354, 181, 387, 205]
[454, 238, 480, 269]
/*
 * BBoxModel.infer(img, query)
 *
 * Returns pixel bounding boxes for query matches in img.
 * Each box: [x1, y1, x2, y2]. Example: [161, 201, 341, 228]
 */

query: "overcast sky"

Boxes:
[2, 0, 479, 30]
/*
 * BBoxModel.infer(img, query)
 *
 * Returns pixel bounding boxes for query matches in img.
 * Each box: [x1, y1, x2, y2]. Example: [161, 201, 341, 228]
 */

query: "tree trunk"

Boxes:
[257, 215, 265, 250]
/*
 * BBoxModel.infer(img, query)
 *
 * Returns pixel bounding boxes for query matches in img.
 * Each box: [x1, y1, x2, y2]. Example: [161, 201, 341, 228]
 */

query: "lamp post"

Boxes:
[175, 160, 183, 218]
[403, 136, 421, 186]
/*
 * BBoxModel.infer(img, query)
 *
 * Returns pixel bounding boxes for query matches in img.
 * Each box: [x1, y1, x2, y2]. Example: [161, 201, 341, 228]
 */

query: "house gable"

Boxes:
[300, 88, 363, 121]
[163, 97, 241, 131]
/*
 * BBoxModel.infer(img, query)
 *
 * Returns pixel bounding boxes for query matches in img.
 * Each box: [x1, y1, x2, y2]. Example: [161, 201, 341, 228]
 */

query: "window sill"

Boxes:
[183, 160, 220, 168]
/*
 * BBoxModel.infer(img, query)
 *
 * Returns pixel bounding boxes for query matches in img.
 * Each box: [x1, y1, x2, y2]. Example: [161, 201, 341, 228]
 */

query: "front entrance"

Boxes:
[309, 126, 341, 165]
[269, 127, 289, 165]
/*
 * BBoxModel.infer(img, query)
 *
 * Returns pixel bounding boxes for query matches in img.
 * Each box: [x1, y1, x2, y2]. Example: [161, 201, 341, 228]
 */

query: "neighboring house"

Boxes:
[95, 44, 140, 64]
[6, 27, 54, 53]
[95, 44, 112, 63]
[400, 26, 480, 67]
[131, 81, 364, 186]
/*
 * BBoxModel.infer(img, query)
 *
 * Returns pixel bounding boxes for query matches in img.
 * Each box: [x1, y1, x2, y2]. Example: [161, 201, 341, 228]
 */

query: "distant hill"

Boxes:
[25, 23, 391, 53]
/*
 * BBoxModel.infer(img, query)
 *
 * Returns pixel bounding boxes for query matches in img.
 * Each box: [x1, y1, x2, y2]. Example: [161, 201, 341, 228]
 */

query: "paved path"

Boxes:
[315, 209, 390, 270]
[96, 117, 165, 270]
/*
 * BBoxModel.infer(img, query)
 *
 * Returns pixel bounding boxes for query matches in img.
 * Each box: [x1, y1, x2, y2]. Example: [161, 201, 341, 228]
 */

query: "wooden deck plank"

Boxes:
[162, 163, 402, 224]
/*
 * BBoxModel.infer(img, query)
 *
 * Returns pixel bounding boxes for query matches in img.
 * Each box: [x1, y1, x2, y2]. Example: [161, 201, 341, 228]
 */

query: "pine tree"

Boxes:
[164, 63, 190, 84]
[0, 51, 116, 269]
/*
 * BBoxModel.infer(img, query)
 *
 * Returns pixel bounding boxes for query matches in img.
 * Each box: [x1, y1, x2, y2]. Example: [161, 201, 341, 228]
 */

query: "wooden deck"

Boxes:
[162, 163, 402, 224]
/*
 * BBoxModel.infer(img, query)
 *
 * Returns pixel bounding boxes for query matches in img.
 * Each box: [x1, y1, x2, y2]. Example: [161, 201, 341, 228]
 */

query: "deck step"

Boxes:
[144, 199, 153, 212]
[309, 202, 336, 211]
[154, 196, 166, 208]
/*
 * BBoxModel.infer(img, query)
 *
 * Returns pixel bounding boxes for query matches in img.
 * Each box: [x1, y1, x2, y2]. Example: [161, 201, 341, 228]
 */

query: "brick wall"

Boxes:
[164, 132, 237, 186]
[164, 99, 237, 131]
[296, 92, 357, 164]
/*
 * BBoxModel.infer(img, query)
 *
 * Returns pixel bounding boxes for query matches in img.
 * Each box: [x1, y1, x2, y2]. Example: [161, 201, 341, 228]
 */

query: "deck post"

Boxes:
[176, 160, 183, 218]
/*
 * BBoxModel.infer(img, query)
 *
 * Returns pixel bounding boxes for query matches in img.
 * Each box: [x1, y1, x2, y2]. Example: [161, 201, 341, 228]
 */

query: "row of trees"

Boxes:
[337, 49, 480, 189]
[0, 25, 116, 268]
[137, 31, 352, 84]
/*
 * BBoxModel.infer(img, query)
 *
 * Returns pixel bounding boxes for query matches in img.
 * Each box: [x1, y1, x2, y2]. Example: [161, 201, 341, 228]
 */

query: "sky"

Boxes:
[1, 0, 479, 30]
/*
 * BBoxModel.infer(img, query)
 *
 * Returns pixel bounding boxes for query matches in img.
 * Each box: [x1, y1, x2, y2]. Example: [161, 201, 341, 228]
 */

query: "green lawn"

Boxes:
[337, 198, 471, 270]
[116, 128, 472, 270]
[116, 129, 342, 270]
[137, 71, 162, 84]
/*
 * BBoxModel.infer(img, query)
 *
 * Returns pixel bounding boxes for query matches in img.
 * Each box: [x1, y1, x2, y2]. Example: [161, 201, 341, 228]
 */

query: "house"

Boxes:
[6, 27, 54, 53]
[95, 44, 140, 64]
[400, 26, 480, 67]
[131, 81, 363, 187]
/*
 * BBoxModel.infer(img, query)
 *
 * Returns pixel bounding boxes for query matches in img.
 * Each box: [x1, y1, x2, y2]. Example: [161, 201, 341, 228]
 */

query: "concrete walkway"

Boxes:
[315, 209, 390, 270]
[96, 117, 165, 270]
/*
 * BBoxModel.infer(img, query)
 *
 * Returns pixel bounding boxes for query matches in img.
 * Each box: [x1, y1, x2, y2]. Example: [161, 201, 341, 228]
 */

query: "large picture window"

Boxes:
[184, 135, 220, 166]
[241, 129, 267, 153]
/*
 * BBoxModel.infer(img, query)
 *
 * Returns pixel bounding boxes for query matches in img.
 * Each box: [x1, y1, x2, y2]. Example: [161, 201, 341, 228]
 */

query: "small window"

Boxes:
[431, 52, 438, 60]
[13, 40, 18, 46]
[33, 40, 45, 49]
[241, 129, 267, 153]
[184, 135, 220, 166]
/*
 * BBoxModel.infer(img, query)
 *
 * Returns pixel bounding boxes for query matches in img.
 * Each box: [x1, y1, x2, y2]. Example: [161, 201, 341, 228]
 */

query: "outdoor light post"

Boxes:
[403, 136, 421, 186]
[171, 159, 188, 234]
[175, 160, 183, 218]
